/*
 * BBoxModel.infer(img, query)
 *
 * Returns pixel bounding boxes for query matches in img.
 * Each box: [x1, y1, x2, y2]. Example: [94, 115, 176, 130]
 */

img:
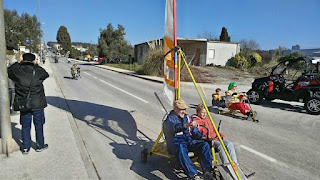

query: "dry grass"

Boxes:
[141, 48, 164, 76]
[180, 66, 214, 83]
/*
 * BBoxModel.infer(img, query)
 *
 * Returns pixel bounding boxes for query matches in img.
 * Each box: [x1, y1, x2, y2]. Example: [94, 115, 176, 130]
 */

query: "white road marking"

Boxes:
[239, 144, 277, 163]
[83, 72, 149, 103]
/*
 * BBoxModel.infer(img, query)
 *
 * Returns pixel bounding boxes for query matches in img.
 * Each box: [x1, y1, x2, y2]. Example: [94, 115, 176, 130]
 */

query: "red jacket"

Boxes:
[190, 115, 225, 140]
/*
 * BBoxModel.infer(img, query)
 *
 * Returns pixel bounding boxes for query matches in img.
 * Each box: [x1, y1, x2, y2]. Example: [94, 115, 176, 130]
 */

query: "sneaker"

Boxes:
[36, 144, 49, 152]
[22, 148, 30, 155]
[203, 170, 213, 180]
[189, 175, 201, 180]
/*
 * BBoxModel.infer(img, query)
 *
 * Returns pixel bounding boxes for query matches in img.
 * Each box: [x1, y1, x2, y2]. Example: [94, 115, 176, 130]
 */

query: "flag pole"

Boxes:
[173, 0, 180, 100]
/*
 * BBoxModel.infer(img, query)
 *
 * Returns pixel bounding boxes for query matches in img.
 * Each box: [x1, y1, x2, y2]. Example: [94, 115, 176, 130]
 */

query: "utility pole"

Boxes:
[0, 0, 14, 155]
[38, 0, 42, 63]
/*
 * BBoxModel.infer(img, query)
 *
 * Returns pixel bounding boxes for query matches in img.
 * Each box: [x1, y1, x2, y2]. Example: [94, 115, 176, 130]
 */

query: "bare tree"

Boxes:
[197, 31, 218, 41]
[240, 39, 260, 58]
[240, 39, 260, 50]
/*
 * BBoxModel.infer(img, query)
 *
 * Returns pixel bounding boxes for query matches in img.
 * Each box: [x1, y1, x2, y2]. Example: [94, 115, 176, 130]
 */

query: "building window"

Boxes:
[208, 49, 215, 59]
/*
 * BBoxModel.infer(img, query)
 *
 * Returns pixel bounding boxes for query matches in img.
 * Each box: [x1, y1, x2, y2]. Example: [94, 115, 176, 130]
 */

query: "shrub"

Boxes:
[233, 53, 247, 70]
[141, 48, 164, 76]
[249, 52, 262, 67]
[279, 52, 303, 61]
[6, 50, 14, 55]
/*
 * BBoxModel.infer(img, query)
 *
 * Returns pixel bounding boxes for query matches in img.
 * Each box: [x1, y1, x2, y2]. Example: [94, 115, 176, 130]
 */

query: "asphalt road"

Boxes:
[49, 54, 320, 180]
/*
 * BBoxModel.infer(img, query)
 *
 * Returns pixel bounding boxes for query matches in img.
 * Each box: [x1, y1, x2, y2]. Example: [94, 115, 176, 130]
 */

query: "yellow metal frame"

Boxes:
[149, 47, 241, 180]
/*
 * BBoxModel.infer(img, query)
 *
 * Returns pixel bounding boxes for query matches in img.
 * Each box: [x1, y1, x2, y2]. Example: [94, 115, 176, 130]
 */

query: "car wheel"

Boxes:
[247, 89, 263, 104]
[305, 97, 320, 115]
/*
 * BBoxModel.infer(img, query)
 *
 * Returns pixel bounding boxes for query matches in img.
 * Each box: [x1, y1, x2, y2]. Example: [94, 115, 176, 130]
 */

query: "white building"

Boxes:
[72, 45, 88, 52]
[18, 46, 30, 53]
[134, 38, 240, 66]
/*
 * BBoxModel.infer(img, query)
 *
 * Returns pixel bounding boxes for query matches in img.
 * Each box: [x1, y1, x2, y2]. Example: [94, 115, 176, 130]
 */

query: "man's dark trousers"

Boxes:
[175, 140, 212, 177]
[20, 109, 45, 149]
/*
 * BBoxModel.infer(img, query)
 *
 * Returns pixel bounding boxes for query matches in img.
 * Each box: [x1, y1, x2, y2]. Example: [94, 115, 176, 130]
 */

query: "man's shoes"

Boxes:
[22, 148, 30, 155]
[189, 175, 201, 180]
[36, 144, 49, 152]
[203, 169, 213, 180]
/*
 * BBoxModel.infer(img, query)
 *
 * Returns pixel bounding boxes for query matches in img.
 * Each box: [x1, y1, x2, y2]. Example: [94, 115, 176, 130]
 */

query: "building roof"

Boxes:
[134, 38, 240, 46]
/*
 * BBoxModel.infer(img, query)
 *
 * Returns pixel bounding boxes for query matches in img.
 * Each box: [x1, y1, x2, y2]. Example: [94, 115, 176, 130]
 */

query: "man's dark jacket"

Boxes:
[8, 62, 49, 111]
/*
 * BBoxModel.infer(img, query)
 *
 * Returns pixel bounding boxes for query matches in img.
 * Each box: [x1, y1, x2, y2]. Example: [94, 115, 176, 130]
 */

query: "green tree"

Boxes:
[4, 9, 41, 52]
[56, 26, 71, 54]
[4, 9, 20, 50]
[70, 47, 81, 59]
[219, 27, 231, 42]
[85, 44, 98, 56]
[97, 23, 132, 59]
[21, 13, 41, 52]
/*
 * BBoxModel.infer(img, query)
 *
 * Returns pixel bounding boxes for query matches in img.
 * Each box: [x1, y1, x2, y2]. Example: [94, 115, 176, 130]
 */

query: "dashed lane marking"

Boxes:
[239, 144, 278, 163]
[83, 72, 149, 103]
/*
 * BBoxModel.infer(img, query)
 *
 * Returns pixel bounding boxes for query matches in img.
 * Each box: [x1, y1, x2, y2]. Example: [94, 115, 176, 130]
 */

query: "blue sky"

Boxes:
[3, 0, 320, 50]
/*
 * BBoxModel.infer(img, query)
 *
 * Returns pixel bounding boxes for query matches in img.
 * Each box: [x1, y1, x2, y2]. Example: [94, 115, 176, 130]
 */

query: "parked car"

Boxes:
[120, 59, 130, 64]
[98, 57, 107, 63]
[99, 59, 107, 64]
[93, 56, 98, 61]
[247, 56, 320, 115]
[110, 57, 120, 63]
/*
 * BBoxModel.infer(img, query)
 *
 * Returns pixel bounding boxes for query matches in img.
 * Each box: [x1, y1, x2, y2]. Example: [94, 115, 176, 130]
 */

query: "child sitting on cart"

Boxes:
[225, 82, 253, 119]
[191, 104, 238, 165]
[212, 88, 226, 108]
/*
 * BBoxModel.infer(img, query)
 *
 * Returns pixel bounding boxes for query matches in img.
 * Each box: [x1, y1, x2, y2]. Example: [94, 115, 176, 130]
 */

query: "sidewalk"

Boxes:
[0, 59, 95, 179]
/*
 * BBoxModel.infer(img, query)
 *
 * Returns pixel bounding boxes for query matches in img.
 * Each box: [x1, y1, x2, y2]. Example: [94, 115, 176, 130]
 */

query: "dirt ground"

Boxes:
[181, 65, 259, 85]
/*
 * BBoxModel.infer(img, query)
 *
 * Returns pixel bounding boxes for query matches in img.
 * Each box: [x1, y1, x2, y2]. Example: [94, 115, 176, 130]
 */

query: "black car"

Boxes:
[247, 57, 320, 115]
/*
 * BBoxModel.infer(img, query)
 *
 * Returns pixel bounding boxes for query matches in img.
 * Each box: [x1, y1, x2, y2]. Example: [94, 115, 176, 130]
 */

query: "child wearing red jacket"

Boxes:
[190, 104, 238, 165]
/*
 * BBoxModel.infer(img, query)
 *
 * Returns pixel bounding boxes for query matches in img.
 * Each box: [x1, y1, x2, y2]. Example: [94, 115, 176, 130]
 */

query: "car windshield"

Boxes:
[283, 59, 306, 83]
[272, 62, 287, 75]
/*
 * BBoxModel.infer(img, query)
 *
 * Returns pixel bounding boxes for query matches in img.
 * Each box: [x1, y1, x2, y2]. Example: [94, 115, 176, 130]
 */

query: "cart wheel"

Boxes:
[140, 148, 148, 163]
[252, 111, 259, 123]
[213, 170, 223, 180]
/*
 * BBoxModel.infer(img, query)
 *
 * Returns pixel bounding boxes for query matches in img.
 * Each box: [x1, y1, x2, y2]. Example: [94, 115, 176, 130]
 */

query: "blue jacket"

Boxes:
[163, 110, 204, 155]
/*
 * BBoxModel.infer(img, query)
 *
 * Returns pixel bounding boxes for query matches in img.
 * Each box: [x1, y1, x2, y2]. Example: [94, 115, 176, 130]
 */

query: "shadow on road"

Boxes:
[63, 76, 75, 80]
[258, 100, 307, 114]
[46, 96, 180, 179]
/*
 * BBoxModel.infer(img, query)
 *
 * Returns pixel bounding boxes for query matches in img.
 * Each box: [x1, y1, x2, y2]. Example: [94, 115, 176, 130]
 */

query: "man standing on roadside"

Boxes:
[8, 53, 49, 154]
